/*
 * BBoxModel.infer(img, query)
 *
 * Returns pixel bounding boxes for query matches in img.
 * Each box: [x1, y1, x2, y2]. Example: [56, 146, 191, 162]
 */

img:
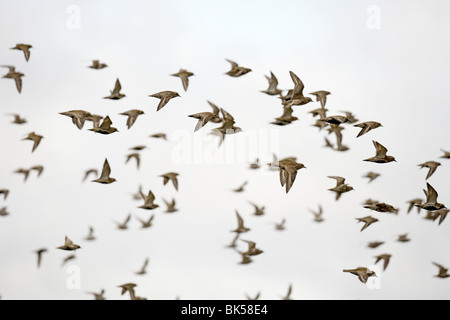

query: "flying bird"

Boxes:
[206, 101, 223, 123]
[92, 159, 116, 184]
[356, 216, 379, 232]
[211, 108, 242, 145]
[104, 78, 125, 100]
[231, 210, 250, 233]
[364, 202, 399, 214]
[432, 262, 450, 279]
[83, 169, 98, 182]
[261, 71, 282, 95]
[248, 201, 265, 216]
[280, 284, 293, 300]
[14, 168, 30, 182]
[138, 190, 159, 210]
[135, 257, 150, 275]
[85, 114, 104, 129]
[23, 132, 43, 152]
[343, 267, 376, 284]
[364, 141, 396, 163]
[0, 207, 9, 217]
[245, 292, 261, 300]
[0, 189, 9, 200]
[309, 205, 325, 223]
[119, 109, 144, 129]
[60, 110, 92, 130]
[2, 65, 24, 93]
[125, 153, 140, 169]
[57, 236, 81, 251]
[273, 218, 286, 231]
[88, 60, 107, 69]
[354, 121, 382, 138]
[149, 91, 180, 111]
[328, 176, 354, 201]
[188, 112, 220, 132]
[367, 241, 384, 249]
[115, 214, 132, 230]
[84, 226, 96, 241]
[10, 43, 32, 61]
[310, 91, 330, 108]
[249, 158, 260, 169]
[86, 289, 106, 300]
[233, 181, 248, 193]
[406, 198, 423, 214]
[163, 198, 178, 213]
[225, 59, 252, 77]
[416, 183, 446, 211]
[241, 240, 263, 256]
[271, 106, 298, 126]
[277, 158, 306, 193]
[282, 71, 313, 108]
[8, 113, 27, 124]
[418, 161, 441, 180]
[160, 172, 179, 191]
[149, 133, 167, 140]
[397, 233, 411, 243]
[35, 248, 47, 268]
[118, 283, 138, 300]
[363, 171, 380, 183]
[136, 214, 154, 229]
[374, 254, 392, 271]
[440, 149, 450, 159]
[88, 116, 118, 134]
[171, 68, 194, 91]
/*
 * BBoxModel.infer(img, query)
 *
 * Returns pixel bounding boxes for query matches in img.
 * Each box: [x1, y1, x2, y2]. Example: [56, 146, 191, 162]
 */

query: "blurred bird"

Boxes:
[35, 248, 47, 268]
[92, 159, 116, 184]
[364, 141, 396, 163]
[237, 251, 253, 265]
[406, 198, 423, 214]
[88, 60, 107, 69]
[136, 214, 154, 229]
[271, 106, 298, 126]
[86, 289, 106, 300]
[249, 158, 260, 169]
[23, 132, 43, 152]
[356, 216, 379, 232]
[61, 254, 76, 266]
[60, 110, 92, 130]
[2, 65, 24, 93]
[241, 239, 263, 256]
[104, 78, 125, 100]
[149, 91, 180, 111]
[57, 236, 81, 251]
[10, 43, 32, 61]
[125, 153, 140, 169]
[245, 292, 261, 300]
[319, 115, 349, 126]
[163, 198, 178, 213]
[432, 262, 450, 279]
[149, 133, 167, 140]
[273, 218, 286, 231]
[343, 267, 376, 283]
[440, 149, 450, 159]
[0, 189, 9, 200]
[188, 112, 220, 132]
[206, 101, 223, 123]
[328, 176, 354, 201]
[339, 111, 358, 124]
[85, 114, 104, 129]
[374, 254, 392, 271]
[248, 201, 265, 216]
[433, 208, 449, 226]
[0, 207, 9, 217]
[83, 169, 98, 182]
[138, 190, 159, 210]
[231, 210, 250, 233]
[397, 234, 410, 243]
[310, 91, 330, 108]
[119, 109, 144, 129]
[8, 113, 26, 124]
[88, 116, 118, 134]
[14, 168, 30, 182]
[261, 71, 282, 95]
[418, 161, 441, 180]
[130, 145, 146, 151]
[211, 108, 242, 145]
[171, 68, 194, 91]
[310, 205, 324, 223]
[277, 158, 306, 193]
[135, 257, 149, 275]
[280, 284, 293, 300]
[160, 172, 179, 191]
[282, 71, 312, 108]
[233, 181, 248, 193]
[84, 226, 96, 241]
[225, 59, 251, 77]
[118, 283, 138, 300]
[115, 214, 131, 230]
[364, 202, 399, 214]
[367, 241, 384, 249]
[416, 183, 446, 211]
[226, 233, 240, 249]
[363, 171, 380, 183]
[309, 107, 328, 119]
[30, 165, 44, 177]
[354, 121, 382, 138]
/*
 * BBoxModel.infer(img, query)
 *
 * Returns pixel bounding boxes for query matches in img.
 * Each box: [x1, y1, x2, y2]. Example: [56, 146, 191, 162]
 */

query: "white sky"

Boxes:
[1, 0, 450, 300]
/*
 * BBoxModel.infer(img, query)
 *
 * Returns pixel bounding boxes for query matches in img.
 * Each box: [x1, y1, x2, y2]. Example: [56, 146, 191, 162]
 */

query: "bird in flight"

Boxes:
[2, 65, 24, 93]
[356, 216, 379, 232]
[363, 171, 380, 183]
[417, 161, 441, 180]
[364, 141, 396, 163]
[8, 113, 27, 124]
[160, 172, 179, 191]
[416, 183, 446, 211]
[104, 78, 125, 100]
[60, 110, 92, 130]
[310, 90, 330, 108]
[119, 109, 144, 129]
[136, 214, 154, 229]
[225, 59, 251, 77]
[135, 257, 150, 275]
[88, 60, 107, 69]
[23, 132, 43, 153]
[35, 248, 47, 268]
[282, 71, 313, 108]
[57, 236, 81, 251]
[353, 121, 382, 138]
[171, 68, 194, 91]
[374, 254, 392, 271]
[276, 158, 306, 193]
[149, 91, 180, 111]
[343, 267, 376, 283]
[432, 262, 450, 279]
[231, 210, 250, 233]
[10, 43, 32, 61]
[138, 190, 159, 210]
[261, 71, 282, 96]
[88, 116, 118, 134]
[328, 176, 354, 201]
[92, 159, 116, 184]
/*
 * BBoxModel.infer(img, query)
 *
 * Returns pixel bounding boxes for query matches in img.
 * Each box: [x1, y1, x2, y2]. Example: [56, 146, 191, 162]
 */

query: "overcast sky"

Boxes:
[1, 0, 450, 300]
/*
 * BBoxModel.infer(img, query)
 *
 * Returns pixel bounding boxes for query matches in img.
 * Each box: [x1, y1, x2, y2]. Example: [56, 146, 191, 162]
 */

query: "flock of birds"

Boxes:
[2, 42, 450, 300]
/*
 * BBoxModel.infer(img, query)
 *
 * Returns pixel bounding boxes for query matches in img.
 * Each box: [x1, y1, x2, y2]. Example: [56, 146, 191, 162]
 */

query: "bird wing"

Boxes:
[373, 141, 387, 158]
[112, 79, 122, 95]
[426, 183, 438, 203]
[100, 159, 111, 179]
[328, 176, 346, 187]
[226, 59, 239, 69]
[289, 71, 305, 98]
